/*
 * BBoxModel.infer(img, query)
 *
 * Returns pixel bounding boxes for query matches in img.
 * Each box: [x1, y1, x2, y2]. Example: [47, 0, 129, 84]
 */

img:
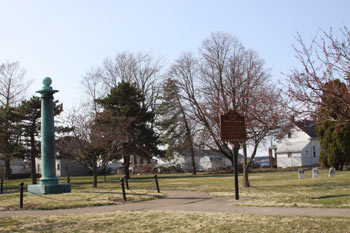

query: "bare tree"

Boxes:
[0, 61, 32, 107]
[0, 61, 31, 179]
[95, 51, 163, 112]
[172, 32, 286, 187]
[82, 52, 163, 166]
[286, 26, 350, 121]
[59, 106, 124, 187]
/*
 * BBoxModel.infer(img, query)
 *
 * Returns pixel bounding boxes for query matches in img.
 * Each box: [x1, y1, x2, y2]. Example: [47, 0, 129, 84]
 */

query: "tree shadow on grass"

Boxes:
[311, 194, 350, 199]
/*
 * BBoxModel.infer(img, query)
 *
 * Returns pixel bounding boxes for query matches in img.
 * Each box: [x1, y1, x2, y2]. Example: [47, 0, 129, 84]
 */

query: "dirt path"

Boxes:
[1, 190, 350, 218]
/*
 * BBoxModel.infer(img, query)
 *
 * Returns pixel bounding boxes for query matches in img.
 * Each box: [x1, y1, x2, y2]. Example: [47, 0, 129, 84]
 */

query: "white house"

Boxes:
[172, 149, 235, 172]
[0, 158, 28, 178]
[276, 120, 320, 168]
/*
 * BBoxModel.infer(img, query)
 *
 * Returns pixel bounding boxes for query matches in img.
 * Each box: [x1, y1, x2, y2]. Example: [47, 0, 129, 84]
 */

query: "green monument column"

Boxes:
[28, 77, 71, 194]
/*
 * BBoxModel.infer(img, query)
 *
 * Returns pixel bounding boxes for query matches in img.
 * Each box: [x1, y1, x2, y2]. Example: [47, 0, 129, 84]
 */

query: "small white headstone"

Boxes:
[298, 169, 304, 179]
[312, 168, 319, 178]
[329, 167, 336, 177]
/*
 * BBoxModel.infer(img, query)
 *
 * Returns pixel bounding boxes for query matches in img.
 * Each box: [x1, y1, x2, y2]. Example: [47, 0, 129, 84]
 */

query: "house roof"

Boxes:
[276, 140, 309, 154]
[295, 120, 317, 138]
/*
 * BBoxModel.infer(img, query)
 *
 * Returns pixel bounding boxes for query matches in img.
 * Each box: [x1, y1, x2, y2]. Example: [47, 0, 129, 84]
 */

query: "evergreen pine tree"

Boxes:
[157, 78, 197, 174]
[0, 106, 23, 179]
[317, 79, 350, 169]
[97, 81, 160, 178]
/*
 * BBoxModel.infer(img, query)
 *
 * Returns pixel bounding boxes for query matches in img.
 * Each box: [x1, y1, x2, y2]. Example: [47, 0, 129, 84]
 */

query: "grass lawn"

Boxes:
[1, 211, 350, 233]
[1, 170, 350, 232]
[158, 169, 350, 208]
[0, 169, 349, 209]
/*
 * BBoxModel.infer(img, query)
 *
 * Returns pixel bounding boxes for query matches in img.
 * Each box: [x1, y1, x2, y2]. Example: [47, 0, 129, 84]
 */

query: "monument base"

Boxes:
[28, 183, 71, 195]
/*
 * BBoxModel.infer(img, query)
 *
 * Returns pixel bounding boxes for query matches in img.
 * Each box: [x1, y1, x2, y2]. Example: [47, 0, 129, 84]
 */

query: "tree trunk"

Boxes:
[30, 131, 37, 184]
[133, 155, 137, 174]
[93, 160, 98, 188]
[175, 91, 196, 175]
[243, 143, 250, 187]
[124, 154, 130, 179]
[4, 159, 11, 180]
[103, 166, 106, 183]
[31, 155, 37, 184]
[190, 145, 197, 175]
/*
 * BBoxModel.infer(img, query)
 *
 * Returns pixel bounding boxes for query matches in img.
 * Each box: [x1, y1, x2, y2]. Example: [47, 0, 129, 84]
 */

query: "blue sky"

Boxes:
[1, 0, 349, 154]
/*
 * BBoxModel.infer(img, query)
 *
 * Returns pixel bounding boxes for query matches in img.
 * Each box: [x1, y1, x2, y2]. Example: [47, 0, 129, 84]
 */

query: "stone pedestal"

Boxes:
[28, 77, 71, 195]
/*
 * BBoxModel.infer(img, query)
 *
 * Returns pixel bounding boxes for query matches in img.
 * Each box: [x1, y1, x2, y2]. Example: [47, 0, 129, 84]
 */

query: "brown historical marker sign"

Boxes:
[220, 111, 247, 142]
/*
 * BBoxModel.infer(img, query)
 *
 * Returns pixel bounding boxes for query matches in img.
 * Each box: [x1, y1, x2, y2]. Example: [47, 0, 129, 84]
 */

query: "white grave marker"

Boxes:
[298, 169, 304, 179]
[312, 168, 319, 178]
[329, 167, 336, 177]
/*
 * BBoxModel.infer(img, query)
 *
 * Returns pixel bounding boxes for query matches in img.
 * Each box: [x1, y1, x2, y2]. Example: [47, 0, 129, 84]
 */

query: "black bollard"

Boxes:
[124, 175, 129, 190]
[67, 176, 70, 184]
[20, 182, 24, 209]
[0, 178, 3, 194]
[120, 178, 126, 201]
[154, 174, 160, 193]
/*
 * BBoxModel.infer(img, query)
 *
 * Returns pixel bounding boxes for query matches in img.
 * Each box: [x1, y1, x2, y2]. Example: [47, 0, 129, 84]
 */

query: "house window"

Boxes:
[37, 164, 40, 172]
[57, 164, 60, 171]
[306, 150, 308, 155]
[313, 146, 316, 157]
[288, 132, 291, 138]
[288, 152, 292, 158]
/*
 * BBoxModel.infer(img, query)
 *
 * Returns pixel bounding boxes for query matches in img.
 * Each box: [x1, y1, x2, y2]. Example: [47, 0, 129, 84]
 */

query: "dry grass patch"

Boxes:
[1, 210, 350, 232]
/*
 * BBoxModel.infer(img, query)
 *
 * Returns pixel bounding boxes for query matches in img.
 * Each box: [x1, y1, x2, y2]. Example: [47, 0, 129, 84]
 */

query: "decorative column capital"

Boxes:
[36, 77, 58, 97]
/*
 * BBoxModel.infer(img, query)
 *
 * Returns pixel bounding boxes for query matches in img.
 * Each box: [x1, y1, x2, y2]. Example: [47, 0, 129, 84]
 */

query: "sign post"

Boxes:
[220, 111, 246, 200]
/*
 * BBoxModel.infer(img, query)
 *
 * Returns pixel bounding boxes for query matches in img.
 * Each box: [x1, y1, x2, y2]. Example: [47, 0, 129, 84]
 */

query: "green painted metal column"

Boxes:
[28, 77, 71, 194]
[37, 77, 58, 185]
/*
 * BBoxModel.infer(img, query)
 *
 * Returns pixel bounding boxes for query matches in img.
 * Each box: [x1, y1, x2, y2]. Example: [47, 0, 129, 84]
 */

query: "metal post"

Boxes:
[67, 176, 70, 184]
[154, 174, 160, 193]
[124, 175, 129, 190]
[20, 182, 24, 209]
[120, 178, 126, 201]
[0, 178, 3, 194]
[233, 143, 240, 200]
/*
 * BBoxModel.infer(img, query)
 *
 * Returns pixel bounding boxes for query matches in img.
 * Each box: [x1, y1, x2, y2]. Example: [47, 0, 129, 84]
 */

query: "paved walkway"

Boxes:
[1, 190, 350, 218]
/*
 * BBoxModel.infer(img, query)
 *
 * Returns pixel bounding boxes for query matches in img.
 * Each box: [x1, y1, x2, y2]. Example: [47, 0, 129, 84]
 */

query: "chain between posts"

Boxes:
[15, 176, 159, 206]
